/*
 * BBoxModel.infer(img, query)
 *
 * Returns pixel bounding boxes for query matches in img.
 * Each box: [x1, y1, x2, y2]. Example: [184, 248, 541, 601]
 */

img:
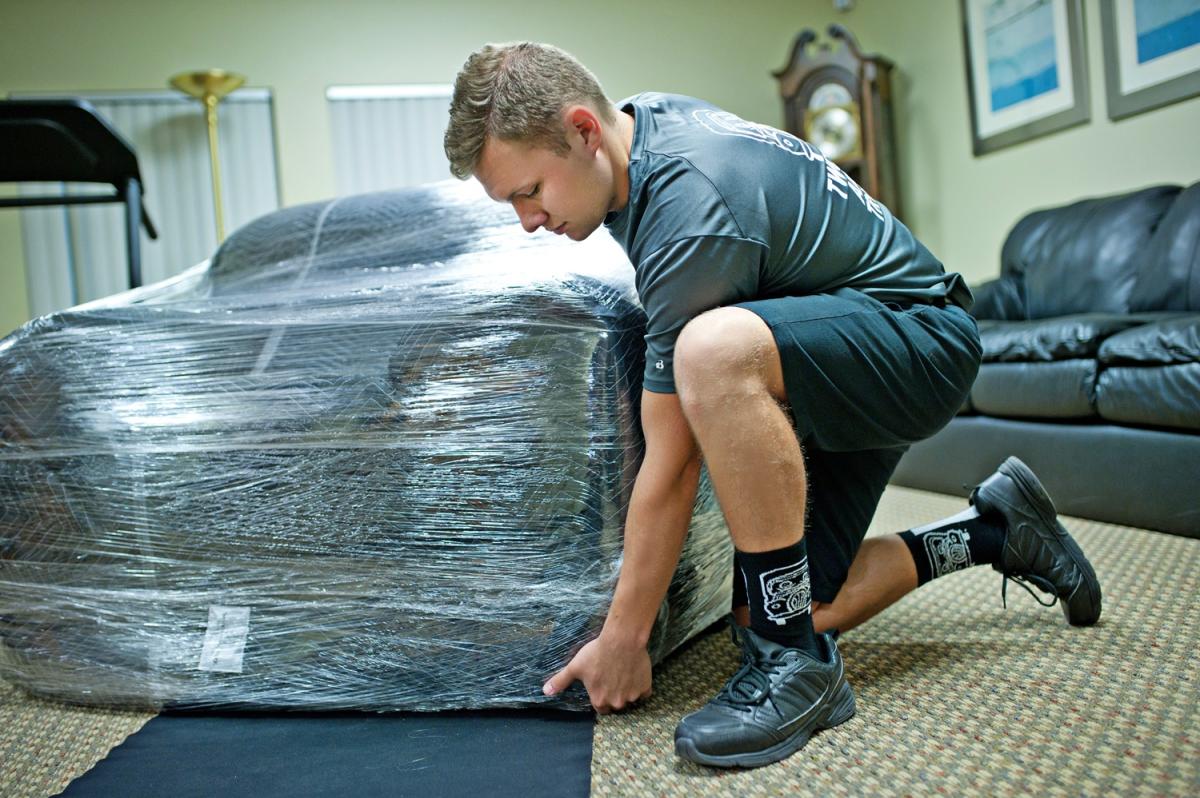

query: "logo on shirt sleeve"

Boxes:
[654, 360, 665, 370]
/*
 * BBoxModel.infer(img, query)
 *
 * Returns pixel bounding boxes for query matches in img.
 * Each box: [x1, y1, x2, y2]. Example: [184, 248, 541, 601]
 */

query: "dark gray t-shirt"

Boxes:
[603, 92, 971, 394]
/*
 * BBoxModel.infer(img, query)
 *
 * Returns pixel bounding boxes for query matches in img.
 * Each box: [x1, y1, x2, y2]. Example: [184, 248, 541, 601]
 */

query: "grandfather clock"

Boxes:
[773, 25, 902, 220]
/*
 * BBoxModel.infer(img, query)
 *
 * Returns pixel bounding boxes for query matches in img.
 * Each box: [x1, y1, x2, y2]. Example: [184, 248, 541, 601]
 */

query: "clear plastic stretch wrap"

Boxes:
[0, 181, 732, 711]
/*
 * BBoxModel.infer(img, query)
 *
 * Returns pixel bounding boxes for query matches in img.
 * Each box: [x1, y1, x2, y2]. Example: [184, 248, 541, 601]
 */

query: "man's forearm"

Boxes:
[601, 457, 703, 648]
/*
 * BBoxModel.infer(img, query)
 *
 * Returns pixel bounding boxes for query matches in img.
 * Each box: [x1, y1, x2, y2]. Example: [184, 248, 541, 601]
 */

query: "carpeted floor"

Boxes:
[592, 487, 1200, 796]
[0, 678, 153, 797]
[2, 486, 1198, 797]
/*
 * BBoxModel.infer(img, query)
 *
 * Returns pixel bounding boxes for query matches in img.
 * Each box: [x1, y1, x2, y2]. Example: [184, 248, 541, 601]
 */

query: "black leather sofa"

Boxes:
[893, 183, 1200, 538]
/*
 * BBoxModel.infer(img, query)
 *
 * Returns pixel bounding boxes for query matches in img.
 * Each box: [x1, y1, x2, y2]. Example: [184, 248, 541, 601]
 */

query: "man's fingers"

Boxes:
[543, 663, 576, 697]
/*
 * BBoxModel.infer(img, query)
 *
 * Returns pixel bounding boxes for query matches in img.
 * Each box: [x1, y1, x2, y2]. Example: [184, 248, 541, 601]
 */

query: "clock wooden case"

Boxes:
[774, 25, 902, 220]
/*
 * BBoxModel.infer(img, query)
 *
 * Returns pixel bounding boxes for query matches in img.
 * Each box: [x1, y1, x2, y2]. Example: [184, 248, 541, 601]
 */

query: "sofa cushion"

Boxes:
[970, 360, 1096, 418]
[1098, 316, 1200, 365]
[1129, 181, 1200, 312]
[1012, 185, 1180, 319]
[1096, 365, 1200, 431]
[1095, 317, 1200, 431]
[978, 314, 1148, 362]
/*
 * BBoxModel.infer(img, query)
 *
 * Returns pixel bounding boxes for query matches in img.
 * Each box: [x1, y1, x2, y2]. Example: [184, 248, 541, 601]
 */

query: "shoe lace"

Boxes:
[717, 659, 772, 707]
[1001, 572, 1059, 609]
[715, 625, 784, 710]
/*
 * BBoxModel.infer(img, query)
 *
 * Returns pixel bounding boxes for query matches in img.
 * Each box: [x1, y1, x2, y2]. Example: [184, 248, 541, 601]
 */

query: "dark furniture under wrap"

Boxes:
[894, 183, 1200, 538]
[0, 182, 732, 711]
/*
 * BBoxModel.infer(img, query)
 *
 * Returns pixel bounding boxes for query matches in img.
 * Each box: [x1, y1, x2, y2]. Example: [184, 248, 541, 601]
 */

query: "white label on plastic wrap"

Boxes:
[198, 605, 251, 673]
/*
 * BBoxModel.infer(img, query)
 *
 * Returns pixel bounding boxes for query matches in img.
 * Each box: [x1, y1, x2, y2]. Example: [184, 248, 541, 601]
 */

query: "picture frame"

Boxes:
[1100, 0, 1200, 120]
[960, 0, 1090, 155]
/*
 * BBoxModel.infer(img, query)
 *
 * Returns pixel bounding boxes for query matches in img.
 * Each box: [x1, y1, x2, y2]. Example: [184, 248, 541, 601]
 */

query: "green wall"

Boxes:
[2, 0, 1198, 337]
[812, 0, 1200, 283]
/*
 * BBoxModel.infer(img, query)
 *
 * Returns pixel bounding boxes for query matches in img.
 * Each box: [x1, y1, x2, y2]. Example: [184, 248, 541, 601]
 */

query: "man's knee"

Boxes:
[674, 307, 784, 413]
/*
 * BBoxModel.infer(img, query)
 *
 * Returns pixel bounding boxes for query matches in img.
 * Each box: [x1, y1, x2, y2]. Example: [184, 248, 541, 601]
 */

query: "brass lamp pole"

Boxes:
[169, 69, 245, 242]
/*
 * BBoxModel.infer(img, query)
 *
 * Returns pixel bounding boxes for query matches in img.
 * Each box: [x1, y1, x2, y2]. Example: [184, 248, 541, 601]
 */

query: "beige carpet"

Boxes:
[0, 677, 153, 797]
[592, 487, 1200, 797]
[1, 486, 1197, 797]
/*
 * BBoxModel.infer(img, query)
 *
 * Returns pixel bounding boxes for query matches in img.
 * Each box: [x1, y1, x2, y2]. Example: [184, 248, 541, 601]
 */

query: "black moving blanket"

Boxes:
[61, 708, 593, 798]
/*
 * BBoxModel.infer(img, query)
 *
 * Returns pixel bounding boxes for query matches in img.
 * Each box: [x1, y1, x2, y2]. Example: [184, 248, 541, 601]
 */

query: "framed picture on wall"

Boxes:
[960, 0, 1090, 155]
[1100, 0, 1200, 120]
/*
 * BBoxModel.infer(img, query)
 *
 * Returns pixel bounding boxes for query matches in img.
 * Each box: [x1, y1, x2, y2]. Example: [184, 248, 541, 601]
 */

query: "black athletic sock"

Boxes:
[730, 558, 748, 610]
[898, 506, 1006, 587]
[736, 539, 820, 655]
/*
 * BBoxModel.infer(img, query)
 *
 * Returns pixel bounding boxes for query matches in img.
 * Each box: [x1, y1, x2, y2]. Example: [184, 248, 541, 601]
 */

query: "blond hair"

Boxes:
[444, 42, 616, 180]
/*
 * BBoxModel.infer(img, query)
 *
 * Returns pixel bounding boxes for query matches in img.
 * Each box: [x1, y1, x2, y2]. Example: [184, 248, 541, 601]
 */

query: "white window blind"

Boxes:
[14, 89, 280, 318]
[327, 85, 453, 196]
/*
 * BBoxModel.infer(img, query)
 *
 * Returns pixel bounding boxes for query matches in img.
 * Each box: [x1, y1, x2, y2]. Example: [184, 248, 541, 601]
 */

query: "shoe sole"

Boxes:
[997, 457, 1102, 627]
[674, 680, 856, 769]
[1051, 520, 1102, 626]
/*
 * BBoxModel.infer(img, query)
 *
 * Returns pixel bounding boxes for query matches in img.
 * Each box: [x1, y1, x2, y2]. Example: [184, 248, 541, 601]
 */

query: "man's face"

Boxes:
[474, 116, 613, 242]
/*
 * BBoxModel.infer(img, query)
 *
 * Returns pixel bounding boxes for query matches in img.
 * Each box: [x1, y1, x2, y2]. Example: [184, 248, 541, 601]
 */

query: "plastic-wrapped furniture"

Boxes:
[0, 181, 732, 711]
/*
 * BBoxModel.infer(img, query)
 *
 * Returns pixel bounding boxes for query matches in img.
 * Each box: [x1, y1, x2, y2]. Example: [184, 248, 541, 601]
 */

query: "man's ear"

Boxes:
[564, 105, 603, 154]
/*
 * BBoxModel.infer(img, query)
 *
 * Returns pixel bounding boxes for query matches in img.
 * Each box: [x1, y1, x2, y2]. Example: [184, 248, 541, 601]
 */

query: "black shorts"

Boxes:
[734, 287, 981, 603]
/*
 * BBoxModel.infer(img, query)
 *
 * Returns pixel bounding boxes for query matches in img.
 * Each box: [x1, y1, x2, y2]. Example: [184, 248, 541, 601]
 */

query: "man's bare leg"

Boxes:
[673, 306, 859, 766]
[673, 307, 805, 555]
[676, 307, 928, 637]
[810, 535, 918, 632]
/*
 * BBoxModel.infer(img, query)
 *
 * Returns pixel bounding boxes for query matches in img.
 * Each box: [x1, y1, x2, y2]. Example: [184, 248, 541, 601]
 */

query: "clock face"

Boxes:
[808, 106, 860, 161]
[808, 82, 853, 111]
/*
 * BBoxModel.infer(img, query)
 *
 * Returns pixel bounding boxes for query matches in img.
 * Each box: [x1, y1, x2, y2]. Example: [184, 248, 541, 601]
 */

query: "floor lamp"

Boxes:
[169, 69, 245, 243]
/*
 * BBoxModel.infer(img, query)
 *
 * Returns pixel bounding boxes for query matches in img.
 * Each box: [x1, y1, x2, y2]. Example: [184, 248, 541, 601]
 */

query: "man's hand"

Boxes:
[541, 391, 698, 714]
[542, 631, 652, 714]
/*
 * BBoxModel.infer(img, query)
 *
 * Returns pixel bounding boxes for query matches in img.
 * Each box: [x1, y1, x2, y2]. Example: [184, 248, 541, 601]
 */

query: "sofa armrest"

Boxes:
[970, 276, 1026, 321]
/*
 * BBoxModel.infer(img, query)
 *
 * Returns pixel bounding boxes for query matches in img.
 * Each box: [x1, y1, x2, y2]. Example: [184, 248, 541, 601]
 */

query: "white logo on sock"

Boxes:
[759, 558, 812, 625]
[923, 528, 974, 578]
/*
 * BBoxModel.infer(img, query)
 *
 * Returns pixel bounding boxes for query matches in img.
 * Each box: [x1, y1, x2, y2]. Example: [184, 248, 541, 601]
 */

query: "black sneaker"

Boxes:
[674, 621, 855, 768]
[971, 456, 1102, 626]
